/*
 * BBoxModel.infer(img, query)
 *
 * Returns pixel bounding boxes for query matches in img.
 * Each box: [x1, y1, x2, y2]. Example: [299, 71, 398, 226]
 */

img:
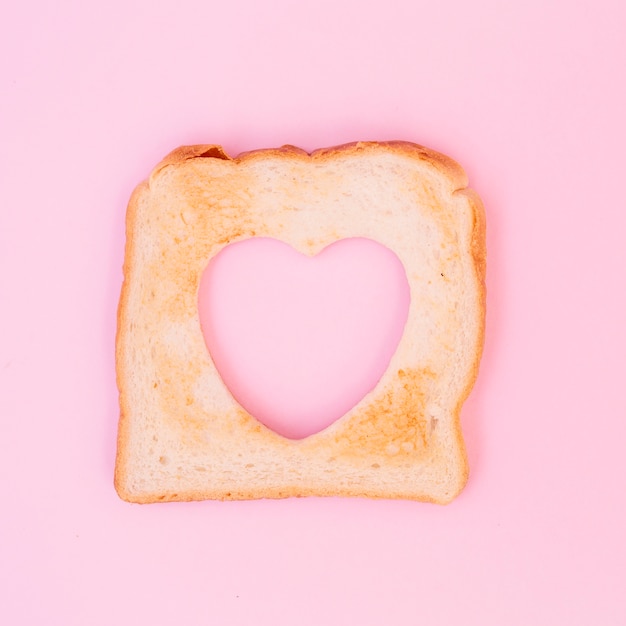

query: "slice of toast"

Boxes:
[114, 141, 486, 504]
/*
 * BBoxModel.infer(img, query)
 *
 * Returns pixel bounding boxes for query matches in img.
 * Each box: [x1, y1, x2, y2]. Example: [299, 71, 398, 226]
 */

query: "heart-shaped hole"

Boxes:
[198, 237, 410, 439]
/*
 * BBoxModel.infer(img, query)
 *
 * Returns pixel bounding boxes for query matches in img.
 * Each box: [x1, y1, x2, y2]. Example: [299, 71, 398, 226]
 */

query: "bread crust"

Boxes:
[114, 141, 486, 504]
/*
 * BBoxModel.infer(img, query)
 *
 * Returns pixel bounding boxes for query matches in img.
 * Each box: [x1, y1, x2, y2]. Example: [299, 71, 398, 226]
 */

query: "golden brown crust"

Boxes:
[446, 189, 487, 495]
[151, 141, 468, 187]
[114, 140, 485, 504]
[114, 180, 146, 499]
[163, 144, 231, 166]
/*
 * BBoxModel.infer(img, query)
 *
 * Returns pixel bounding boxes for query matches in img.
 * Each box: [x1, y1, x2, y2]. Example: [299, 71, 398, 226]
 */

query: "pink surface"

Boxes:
[199, 238, 410, 439]
[2, 1, 625, 624]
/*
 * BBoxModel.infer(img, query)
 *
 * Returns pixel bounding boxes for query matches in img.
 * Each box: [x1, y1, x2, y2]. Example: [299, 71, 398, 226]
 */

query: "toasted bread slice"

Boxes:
[115, 141, 485, 504]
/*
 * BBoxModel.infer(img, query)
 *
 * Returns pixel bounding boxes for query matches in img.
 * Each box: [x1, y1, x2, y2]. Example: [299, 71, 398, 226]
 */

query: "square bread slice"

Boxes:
[115, 141, 486, 504]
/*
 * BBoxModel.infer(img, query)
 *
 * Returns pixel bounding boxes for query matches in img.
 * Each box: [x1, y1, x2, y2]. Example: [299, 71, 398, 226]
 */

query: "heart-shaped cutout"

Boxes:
[198, 237, 410, 439]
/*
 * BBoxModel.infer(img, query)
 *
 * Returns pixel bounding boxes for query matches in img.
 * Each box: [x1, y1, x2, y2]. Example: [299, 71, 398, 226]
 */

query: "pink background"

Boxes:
[2, 1, 625, 624]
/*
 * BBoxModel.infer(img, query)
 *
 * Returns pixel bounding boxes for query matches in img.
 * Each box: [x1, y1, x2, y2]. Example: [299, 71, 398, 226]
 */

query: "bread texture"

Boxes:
[115, 141, 486, 504]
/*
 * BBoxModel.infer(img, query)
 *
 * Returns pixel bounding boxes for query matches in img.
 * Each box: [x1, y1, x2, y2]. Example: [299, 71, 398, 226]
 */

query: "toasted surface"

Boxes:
[115, 141, 486, 504]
